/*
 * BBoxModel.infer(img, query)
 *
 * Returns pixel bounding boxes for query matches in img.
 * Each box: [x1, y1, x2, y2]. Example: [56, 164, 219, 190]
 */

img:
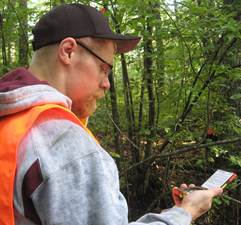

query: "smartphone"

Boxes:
[201, 169, 237, 189]
[172, 169, 237, 201]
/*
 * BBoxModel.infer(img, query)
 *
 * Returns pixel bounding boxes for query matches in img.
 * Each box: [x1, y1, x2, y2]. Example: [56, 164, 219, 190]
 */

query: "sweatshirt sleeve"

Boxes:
[130, 208, 192, 225]
[15, 118, 192, 225]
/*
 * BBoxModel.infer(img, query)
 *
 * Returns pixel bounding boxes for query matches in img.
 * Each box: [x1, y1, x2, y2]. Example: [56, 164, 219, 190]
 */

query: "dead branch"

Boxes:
[123, 137, 241, 174]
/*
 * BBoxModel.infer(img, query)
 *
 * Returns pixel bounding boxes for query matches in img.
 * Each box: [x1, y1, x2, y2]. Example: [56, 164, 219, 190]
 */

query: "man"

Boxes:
[0, 3, 222, 225]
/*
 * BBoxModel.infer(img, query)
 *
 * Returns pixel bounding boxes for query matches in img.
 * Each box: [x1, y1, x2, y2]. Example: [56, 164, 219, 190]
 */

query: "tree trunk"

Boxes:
[137, 74, 145, 139]
[120, 54, 138, 162]
[109, 0, 138, 162]
[141, 14, 155, 195]
[0, 12, 8, 73]
[153, 3, 165, 127]
[144, 19, 155, 159]
[108, 71, 121, 157]
[18, 0, 28, 66]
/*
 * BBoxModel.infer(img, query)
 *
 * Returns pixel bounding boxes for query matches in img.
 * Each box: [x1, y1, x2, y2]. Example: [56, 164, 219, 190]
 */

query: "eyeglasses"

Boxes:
[75, 40, 113, 76]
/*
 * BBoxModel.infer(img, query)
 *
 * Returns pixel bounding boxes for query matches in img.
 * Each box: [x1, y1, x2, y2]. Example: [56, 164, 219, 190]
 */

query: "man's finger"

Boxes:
[180, 183, 188, 189]
[210, 187, 223, 197]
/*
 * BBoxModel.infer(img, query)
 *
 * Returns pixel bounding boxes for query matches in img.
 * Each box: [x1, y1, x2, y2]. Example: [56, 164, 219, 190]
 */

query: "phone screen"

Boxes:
[201, 169, 236, 189]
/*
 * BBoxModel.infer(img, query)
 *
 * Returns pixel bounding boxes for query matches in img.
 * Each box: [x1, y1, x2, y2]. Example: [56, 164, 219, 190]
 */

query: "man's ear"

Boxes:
[58, 38, 77, 65]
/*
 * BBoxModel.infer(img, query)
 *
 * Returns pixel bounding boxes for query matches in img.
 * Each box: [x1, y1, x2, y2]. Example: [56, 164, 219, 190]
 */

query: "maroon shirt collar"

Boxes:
[0, 68, 49, 92]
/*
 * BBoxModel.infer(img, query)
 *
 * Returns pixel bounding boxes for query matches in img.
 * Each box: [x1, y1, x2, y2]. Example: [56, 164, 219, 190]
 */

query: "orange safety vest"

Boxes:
[0, 104, 97, 225]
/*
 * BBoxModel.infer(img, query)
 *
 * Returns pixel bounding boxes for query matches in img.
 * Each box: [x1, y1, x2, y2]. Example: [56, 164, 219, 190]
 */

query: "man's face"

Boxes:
[65, 39, 115, 119]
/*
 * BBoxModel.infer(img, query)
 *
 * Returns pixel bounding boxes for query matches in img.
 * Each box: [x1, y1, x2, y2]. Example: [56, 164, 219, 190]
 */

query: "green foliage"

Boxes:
[229, 155, 241, 167]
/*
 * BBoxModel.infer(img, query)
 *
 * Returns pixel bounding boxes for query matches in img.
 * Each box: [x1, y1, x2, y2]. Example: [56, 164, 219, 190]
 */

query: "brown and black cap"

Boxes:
[32, 3, 141, 53]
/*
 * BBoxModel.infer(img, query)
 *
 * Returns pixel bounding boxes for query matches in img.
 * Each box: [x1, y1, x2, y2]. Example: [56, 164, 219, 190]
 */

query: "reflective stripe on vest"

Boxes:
[0, 104, 97, 225]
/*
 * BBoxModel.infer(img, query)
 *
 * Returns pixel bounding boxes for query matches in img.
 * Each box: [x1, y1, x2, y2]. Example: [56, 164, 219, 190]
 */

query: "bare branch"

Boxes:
[158, 137, 241, 158]
[122, 137, 241, 174]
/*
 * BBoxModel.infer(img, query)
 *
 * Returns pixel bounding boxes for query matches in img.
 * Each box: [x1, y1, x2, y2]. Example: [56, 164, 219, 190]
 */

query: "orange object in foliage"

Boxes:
[207, 127, 218, 141]
[0, 104, 97, 225]
[207, 128, 215, 135]
[100, 7, 107, 14]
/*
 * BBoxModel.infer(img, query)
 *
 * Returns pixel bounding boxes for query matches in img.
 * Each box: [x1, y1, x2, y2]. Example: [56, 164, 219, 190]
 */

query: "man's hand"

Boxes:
[172, 184, 223, 220]
[178, 184, 223, 220]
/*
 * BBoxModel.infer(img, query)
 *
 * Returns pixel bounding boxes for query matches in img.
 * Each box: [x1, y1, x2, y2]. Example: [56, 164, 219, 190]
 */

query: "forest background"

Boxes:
[0, 0, 241, 224]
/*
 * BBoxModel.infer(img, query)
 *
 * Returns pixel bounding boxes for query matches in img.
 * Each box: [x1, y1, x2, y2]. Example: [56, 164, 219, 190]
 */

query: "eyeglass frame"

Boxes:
[75, 40, 113, 75]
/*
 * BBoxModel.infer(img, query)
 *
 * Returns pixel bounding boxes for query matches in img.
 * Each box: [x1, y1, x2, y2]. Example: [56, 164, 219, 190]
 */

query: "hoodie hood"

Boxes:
[0, 68, 72, 117]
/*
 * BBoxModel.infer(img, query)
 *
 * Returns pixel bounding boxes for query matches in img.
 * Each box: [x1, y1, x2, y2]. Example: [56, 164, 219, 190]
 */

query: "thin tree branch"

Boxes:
[178, 37, 238, 124]
[122, 137, 241, 174]
[160, 4, 197, 76]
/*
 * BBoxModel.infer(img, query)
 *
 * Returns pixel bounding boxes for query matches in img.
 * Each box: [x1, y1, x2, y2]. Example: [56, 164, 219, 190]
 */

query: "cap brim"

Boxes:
[94, 33, 141, 53]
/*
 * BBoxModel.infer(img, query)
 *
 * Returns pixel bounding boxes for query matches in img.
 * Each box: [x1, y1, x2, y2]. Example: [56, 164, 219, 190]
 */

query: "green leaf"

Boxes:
[229, 155, 241, 167]
[230, 94, 241, 100]
[109, 151, 121, 159]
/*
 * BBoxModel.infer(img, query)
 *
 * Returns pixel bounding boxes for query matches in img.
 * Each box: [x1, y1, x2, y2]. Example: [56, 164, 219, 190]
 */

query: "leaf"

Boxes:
[213, 197, 222, 206]
[109, 151, 121, 159]
[229, 156, 241, 167]
[230, 94, 241, 100]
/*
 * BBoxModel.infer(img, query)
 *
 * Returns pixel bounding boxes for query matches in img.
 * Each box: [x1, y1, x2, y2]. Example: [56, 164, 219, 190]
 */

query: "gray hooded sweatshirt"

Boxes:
[0, 68, 192, 225]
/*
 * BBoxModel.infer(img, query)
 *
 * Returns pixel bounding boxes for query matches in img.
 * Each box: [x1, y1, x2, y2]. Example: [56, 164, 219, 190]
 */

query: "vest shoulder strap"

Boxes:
[0, 104, 97, 225]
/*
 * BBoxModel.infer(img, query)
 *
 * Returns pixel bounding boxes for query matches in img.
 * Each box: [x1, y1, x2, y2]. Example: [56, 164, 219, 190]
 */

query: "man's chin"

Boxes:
[74, 105, 97, 119]
[88, 105, 97, 117]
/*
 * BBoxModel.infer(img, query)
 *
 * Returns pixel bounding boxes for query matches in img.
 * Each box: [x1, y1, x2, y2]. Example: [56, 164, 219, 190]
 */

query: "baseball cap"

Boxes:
[32, 3, 141, 53]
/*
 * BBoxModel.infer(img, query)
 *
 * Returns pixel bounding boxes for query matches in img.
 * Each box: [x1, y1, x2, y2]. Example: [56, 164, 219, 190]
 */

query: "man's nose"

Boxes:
[100, 76, 110, 90]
